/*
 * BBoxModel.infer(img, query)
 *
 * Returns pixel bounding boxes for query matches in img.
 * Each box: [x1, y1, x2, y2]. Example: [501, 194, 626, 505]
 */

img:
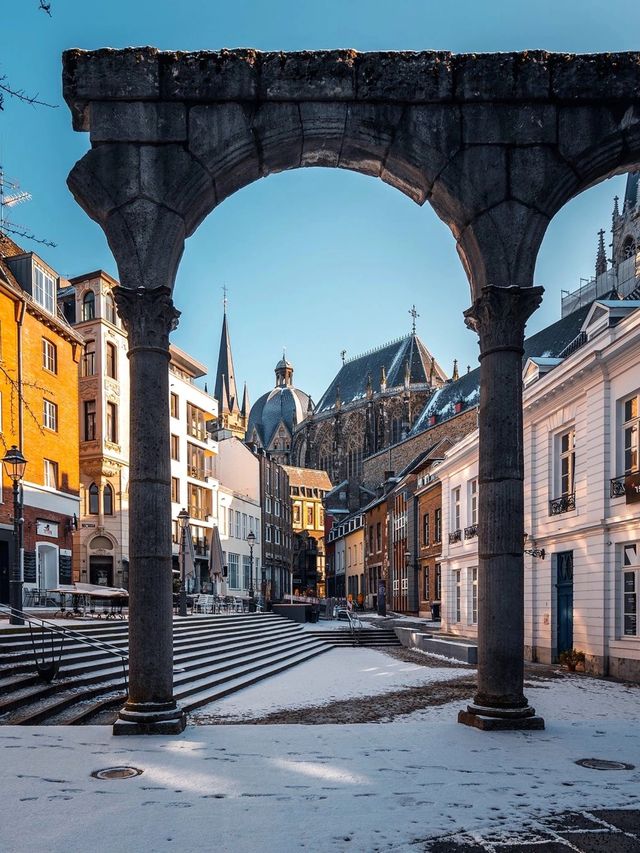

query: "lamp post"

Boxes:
[3, 446, 27, 626]
[178, 507, 190, 617]
[247, 530, 256, 612]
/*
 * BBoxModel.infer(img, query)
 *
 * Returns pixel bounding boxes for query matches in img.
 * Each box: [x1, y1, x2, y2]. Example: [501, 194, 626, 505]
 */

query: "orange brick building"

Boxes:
[0, 235, 82, 605]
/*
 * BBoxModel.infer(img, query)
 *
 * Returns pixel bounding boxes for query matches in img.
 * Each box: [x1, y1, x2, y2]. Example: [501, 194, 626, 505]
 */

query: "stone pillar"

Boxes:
[112, 285, 186, 735]
[459, 285, 545, 731]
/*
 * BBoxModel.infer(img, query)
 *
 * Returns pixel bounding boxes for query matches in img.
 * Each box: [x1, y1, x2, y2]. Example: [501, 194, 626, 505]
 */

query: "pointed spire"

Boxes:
[613, 195, 620, 221]
[366, 373, 373, 399]
[595, 228, 607, 277]
[219, 372, 230, 414]
[380, 365, 387, 392]
[429, 357, 435, 386]
[404, 358, 411, 388]
[408, 304, 419, 334]
[214, 308, 239, 413]
[240, 382, 249, 418]
[452, 359, 459, 381]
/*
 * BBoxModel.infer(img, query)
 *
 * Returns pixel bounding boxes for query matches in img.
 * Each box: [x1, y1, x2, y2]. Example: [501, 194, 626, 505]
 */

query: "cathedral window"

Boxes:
[622, 237, 636, 260]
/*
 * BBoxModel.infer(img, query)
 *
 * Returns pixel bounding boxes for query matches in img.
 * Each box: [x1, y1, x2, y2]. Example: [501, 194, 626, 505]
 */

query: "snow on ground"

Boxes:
[1, 651, 639, 853]
[191, 648, 467, 719]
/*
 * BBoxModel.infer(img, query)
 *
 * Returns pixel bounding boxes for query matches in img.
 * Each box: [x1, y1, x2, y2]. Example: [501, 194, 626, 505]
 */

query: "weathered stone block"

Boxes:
[260, 50, 357, 100]
[558, 105, 624, 183]
[159, 49, 259, 101]
[551, 52, 640, 100]
[454, 51, 551, 101]
[430, 145, 509, 236]
[67, 144, 141, 224]
[189, 104, 261, 204]
[139, 145, 216, 236]
[509, 146, 579, 218]
[252, 103, 303, 174]
[63, 47, 160, 103]
[299, 102, 347, 167]
[90, 102, 187, 143]
[355, 51, 453, 102]
[339, 103, 404, 178]
[462, 104, 556, 145]
[382, 105, 460, 204]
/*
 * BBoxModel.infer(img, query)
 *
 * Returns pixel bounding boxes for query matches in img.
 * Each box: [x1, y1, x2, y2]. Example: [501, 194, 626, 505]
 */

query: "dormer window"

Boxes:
[82, 290, 95, 321]
[33, 264, 55, 314]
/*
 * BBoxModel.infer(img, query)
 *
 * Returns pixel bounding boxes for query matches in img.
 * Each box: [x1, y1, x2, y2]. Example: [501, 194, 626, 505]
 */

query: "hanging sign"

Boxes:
[36, 519, 59, 538]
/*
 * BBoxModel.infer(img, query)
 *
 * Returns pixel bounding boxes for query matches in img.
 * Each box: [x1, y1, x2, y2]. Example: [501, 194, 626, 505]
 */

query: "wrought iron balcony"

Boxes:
[448, 529, 462, 544]
[549, 492, 576, 515]
[192, 540, 209, 557]
[464, 524, 478, 539]
[610, 474, 627, 498]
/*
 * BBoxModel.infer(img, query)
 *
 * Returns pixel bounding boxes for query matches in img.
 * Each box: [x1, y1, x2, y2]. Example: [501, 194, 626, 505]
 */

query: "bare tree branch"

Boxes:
[38, 1, 52, 16]
[0, 76, 58, 111]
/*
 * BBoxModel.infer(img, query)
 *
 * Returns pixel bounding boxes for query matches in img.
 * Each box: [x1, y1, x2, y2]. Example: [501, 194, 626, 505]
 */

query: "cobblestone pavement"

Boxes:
[425, 808, 640, 851]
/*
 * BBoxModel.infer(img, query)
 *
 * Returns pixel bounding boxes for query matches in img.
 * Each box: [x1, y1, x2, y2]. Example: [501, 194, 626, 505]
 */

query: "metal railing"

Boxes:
[344, 609, 363, 645]
[449, 529, 462, 544]
[611, 471, 639, 498]
[549, 492, 576, 515]
[464, 524, 478, 539]
[0, 604, 128, 689]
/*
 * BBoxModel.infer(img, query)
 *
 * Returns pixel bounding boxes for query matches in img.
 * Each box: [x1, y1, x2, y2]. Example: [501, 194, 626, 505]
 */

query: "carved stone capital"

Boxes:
[464, 284, 544, 357]
[113, 285, 180, 352]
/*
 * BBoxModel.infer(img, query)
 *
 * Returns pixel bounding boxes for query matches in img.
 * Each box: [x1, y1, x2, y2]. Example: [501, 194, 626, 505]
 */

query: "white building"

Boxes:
[214, 436, 262, 598]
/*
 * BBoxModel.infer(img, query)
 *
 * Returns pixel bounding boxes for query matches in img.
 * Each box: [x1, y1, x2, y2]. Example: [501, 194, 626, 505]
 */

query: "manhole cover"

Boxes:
[575, 758, 634, 771]
[91, 766, 144, 780]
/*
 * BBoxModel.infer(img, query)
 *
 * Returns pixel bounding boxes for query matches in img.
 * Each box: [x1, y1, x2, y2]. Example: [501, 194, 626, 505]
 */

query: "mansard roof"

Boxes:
[410, 301, 594, 435]
[315, 333, 446, 415]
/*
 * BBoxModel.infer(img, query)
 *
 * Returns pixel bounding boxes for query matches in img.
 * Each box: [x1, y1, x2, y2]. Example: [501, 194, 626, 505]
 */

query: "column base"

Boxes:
[458, 703, 545, 731]
[113, 701, 187, 736]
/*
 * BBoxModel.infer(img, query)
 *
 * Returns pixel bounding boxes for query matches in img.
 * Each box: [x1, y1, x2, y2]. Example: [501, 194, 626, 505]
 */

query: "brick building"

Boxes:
[258, 452, 292, 602]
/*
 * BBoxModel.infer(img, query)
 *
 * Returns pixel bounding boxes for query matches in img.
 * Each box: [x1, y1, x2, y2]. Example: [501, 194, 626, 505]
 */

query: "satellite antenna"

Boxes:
[0, 166, 56, 248]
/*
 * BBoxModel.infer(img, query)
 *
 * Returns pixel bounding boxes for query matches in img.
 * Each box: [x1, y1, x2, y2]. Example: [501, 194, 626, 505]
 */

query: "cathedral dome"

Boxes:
[246, 356, 312, 455]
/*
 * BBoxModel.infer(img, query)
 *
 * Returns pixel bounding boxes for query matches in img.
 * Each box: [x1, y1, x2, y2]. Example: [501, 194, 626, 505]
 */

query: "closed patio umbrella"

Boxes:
[209, 525, 227, 597]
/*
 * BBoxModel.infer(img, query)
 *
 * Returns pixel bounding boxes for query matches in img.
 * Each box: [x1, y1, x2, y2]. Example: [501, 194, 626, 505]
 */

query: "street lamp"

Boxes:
[3, 446, 27, 626]
[178, 507, 190, 617]
[247, 530, 256, 612]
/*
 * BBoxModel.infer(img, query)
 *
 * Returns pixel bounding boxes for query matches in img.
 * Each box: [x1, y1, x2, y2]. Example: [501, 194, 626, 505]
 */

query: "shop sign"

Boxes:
[36, 519, 59, 538]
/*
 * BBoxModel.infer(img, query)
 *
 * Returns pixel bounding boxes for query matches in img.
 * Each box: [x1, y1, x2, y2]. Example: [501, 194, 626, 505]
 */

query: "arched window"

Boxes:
[622, 237, 636, 260]
[103, 483, 114, 515]
[88, 482, 99, 515]
[105, 293, 117, 325]
[106, 342, 117, 379]
[82, 290, 95, 321]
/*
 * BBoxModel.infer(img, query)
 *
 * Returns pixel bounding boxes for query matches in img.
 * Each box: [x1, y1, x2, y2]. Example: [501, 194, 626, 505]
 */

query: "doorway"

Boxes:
[37, 543, 59, 592]
[90, 556, 114, 587]
[556, 550, 574, 657]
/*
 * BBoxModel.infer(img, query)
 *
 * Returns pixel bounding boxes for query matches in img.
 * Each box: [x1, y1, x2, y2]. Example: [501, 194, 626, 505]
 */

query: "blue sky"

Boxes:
[2, 1, 638, 403]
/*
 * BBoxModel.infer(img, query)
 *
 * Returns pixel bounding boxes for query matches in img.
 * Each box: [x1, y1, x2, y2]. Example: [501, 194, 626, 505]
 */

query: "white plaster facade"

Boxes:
[214, 437, 262, 597]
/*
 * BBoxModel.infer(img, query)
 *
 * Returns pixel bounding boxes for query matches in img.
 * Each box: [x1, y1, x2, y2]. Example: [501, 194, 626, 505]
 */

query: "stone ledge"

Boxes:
[395, 626, 478, 664]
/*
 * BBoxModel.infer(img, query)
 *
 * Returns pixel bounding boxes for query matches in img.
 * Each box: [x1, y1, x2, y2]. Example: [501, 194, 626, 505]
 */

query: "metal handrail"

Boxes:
[344, 609, 363, 644]
[0, 604, 128, 689]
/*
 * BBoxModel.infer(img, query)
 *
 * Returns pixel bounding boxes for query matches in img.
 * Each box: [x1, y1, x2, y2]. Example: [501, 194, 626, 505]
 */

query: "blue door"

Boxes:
[556, 551, 574, 656]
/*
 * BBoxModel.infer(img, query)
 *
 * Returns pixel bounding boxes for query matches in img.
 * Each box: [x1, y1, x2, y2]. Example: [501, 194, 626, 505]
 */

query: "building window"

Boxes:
[266, 525, 272, 543]
[88, 482, 99, 515]
[33, 264, 55, 314]
[451, 487, 461, 532]
[376, 522, 382, 552]
[42, 338, 57, 373]
[306, 505, 314, 526]
[106, 342, 117, 379]
[623, 395, 639, 474]
[243, 555, 251, 590]
[274, 499, 281, 517]
[103, 483, 114, 515]
[171, 434, 180, 461]
[434, 509, 442, 543]
[454, 569, 461, 623]
[470, 566, 478, 624]
[242, 513, 247, 541]
[422, 512, 430, 546]
[622, 543, 640, 636]
[559, 429, 576, 497]
[82, 290, 95, 321]
[266, 495, 272, 514]
[171, 477, 179, 503]
[106, 402, 117, 443]
[43, 399, 58, 431]
[293, 504, 300, 524]
[43, 459, 58, 489]
[105, 293, 117, 325]
[275, 527, 281, 545]
[82, 340, 96, 376]
[228, 553, 239, 589]
[469, 479, 478, 525]
[84, 400, 96, 441]
[435, 562, 441, 599]
[170, 392, 179, 419]
[235, 511, 241, 539]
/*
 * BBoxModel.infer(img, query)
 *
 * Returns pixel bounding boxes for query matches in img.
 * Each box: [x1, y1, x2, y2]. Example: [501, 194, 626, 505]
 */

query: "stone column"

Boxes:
[112, 285, 186, 736]
[459, 284, 545, 731]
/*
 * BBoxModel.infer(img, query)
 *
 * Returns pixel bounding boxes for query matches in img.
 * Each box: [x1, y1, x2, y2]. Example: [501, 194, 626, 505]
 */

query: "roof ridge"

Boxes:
[343, 333, 411, 364]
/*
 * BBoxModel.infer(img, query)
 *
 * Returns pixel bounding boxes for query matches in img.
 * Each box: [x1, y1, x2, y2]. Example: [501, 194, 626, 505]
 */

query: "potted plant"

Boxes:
[558, 648, 585, 672]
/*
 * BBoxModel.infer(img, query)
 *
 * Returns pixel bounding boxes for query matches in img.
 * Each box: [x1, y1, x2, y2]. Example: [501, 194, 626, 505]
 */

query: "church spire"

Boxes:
[612, 194, 620, 222]
[240, 382, 249, 419]
[214, 306, 239, 413]
[452, 359, 459, 381]
[595, 229, 607, 277]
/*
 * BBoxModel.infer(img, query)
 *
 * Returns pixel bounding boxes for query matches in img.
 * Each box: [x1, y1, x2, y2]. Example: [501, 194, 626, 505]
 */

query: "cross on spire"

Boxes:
[340, 349, 347, 364]
[409, 304, 419, 334]
[222, 284, 228, 314]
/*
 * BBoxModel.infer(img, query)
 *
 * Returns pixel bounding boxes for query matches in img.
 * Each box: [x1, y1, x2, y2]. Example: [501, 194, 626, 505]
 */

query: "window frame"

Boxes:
[43, 399, 58, 432]
[623, 394, 640, 475]
[33, 264, 55, 314]
[43, 458, 58, 490]
[84, 399, 96, 442]
[42, 338, 57, 374]
[82, 290, 95, 321]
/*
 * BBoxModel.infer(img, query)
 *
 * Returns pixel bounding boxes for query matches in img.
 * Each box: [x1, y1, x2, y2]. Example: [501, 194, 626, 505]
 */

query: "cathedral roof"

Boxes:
[247, 384, 311, 448]
[624, 171, 639, 209]
[315, 334, 446, 415]
[410, 301, 594, 435]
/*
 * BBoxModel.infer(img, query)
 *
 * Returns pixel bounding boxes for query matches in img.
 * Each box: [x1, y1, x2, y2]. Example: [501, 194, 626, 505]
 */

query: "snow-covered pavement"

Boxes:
[1, 648, 639, 853]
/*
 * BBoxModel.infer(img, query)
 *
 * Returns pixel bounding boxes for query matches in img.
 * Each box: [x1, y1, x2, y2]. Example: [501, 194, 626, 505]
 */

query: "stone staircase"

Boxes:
[307, 625, 401, 648]
[0, 613, 331, 725]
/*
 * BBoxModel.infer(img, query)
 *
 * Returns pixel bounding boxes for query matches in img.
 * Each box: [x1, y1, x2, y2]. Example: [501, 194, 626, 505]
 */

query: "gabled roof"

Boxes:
[281, 465, 332, 491]
[315, 333, 446, 414]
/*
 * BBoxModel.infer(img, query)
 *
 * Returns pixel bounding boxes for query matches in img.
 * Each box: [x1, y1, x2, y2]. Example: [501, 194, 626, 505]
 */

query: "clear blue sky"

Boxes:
[2, 1, 638, 403]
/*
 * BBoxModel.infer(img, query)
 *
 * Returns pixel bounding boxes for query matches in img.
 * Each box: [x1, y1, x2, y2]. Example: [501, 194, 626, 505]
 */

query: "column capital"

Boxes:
[113, 285, 180, 353]
[464, 284, 544, 357]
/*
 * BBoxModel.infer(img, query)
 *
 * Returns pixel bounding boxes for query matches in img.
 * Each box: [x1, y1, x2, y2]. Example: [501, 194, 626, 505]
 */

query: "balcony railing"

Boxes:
[188, 465, 207, 481]
[192, 540, 209, 557]
[464, 524, 478, 539]
[611, 471, 640, 498]
[189, 505, 210, 521]
[187, 424, 209, 442]
[549, 492, 576, 515]
[448, 529, 462, 544]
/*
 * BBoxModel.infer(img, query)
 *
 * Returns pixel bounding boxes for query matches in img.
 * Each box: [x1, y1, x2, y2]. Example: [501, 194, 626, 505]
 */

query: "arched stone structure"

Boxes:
[63, 47, 640, 734]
